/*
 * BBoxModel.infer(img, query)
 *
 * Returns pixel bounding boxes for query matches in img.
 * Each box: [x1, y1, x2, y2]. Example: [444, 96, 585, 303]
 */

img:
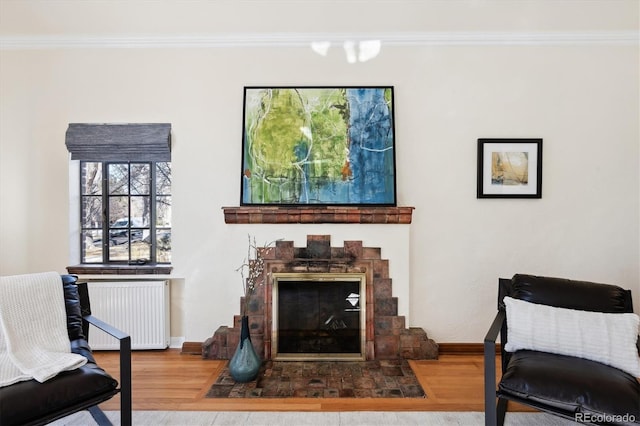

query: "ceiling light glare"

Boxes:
[343, 40, 357, 64]
[311, 41, 331, 56]
[358, 40, 381, 62]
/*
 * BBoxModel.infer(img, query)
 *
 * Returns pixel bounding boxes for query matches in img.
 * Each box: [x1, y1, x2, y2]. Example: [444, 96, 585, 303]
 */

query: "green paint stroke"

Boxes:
[244, 88, 350, 203]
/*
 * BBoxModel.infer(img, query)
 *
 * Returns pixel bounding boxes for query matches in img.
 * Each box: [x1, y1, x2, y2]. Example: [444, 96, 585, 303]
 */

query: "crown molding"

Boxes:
[1, 31, 638, 50]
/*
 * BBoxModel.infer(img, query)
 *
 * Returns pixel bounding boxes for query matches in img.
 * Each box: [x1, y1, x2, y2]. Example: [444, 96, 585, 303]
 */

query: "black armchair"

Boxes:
[0, 274, 132, 426]
[484, 274, 640, 426]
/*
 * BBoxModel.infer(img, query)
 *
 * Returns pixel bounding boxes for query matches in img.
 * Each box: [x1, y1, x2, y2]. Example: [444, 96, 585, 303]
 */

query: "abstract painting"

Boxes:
[477, 138, 543, 198]
[241, 87, 396, 206]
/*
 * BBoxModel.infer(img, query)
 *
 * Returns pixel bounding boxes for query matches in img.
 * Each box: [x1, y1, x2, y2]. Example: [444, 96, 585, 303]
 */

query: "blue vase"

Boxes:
[229, 316, 261, 382]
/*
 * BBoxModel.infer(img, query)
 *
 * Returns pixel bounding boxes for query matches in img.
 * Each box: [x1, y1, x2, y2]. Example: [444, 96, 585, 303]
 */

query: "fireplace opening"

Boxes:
[272, 273, 366, 361]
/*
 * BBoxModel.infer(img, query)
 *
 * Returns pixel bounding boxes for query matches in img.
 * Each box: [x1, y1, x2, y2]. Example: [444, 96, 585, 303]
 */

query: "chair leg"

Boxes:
[486, 397, 508, 426]
[119, 336, 132, 426]
[484, 340, 498, 425]
[87, 406, 112, 426]
[485, 399, 496, 426]
[497, 398, 508, 426]
[483, 313, 505, 426]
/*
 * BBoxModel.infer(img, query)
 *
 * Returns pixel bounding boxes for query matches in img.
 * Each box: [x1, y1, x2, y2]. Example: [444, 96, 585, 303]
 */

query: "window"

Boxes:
[81, 161, 171, 264]
[66, 123, 172, 268]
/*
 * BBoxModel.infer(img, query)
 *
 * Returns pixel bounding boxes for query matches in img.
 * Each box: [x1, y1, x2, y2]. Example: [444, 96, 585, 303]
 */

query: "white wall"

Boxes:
[1, 0, 638, 343]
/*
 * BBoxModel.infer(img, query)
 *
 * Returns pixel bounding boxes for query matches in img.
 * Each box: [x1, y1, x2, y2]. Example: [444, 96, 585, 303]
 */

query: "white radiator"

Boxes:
[87, 280, 170, 350]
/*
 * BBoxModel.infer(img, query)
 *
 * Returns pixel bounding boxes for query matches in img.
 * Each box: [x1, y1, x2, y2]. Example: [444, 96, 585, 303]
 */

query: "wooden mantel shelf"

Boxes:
[223, 206, 415, 224]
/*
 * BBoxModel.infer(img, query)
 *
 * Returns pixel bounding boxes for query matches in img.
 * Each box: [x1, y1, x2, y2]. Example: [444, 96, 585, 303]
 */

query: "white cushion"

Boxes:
[503, 296, 640, 377]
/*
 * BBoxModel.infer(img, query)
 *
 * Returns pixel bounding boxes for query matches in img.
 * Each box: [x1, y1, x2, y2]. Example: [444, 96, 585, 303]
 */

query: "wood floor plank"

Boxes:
[93, 349, 534, 412]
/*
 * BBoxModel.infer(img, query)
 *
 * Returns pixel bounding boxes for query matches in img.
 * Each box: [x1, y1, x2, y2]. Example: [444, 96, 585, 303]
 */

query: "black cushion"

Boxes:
[62, 274, 86, 341]
[499, 350, 640, 422]
[71, 337, 96, 364]
[509, 274, 633, 313]
[0, 359, 118, 425]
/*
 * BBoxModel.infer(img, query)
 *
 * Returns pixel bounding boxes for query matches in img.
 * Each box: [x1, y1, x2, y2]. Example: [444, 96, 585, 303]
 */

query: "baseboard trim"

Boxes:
[181, 341, 499, 356]
[181, 341, 203, 355]
[438, 343, 501, 355]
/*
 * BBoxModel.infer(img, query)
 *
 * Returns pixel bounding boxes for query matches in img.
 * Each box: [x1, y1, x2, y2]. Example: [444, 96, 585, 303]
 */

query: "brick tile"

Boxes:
[375, 298, 398, 316]
[361, 247, 380, 260]
[343, 240, 363, 258]
[375, 335, 399, 358]
[373, 278, 393, 298]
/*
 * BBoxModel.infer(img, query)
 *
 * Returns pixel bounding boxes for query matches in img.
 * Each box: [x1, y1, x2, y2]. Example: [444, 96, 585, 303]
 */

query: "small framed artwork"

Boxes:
[477, 138, 543, 198]
[240, 86, 397, 206]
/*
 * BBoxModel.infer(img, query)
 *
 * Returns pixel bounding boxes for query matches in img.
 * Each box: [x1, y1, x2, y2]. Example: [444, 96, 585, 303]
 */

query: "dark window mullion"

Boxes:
[150, 163, 157, 263]
[127, 163, 132, 262]
[79, 161, 86, 263]
[102, 163, 110, 261]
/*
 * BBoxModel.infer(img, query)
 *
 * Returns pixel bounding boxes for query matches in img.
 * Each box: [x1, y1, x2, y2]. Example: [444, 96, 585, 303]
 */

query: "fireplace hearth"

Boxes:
[203, 235, 438, 361]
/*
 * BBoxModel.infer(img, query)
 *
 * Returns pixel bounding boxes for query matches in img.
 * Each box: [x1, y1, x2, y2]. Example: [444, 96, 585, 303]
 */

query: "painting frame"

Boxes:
[477, 138, 543, 199]
[240, 86, 397, 206]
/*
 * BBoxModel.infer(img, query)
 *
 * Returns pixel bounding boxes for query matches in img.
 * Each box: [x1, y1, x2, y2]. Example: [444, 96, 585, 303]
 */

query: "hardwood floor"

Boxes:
[93, 349, 534, 412]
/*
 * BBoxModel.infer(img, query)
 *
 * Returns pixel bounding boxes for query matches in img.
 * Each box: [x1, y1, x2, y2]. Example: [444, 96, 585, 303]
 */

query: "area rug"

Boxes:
[206, 359, 426, 398]
[52, 411, 579, 425]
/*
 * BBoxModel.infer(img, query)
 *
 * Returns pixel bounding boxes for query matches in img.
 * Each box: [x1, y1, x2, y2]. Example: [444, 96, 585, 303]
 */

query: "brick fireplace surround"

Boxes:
[203, 235, 438, 361]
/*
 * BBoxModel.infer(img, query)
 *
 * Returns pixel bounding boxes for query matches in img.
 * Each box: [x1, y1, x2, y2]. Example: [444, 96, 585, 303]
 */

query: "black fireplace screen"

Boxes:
[276, 280, 361, 355]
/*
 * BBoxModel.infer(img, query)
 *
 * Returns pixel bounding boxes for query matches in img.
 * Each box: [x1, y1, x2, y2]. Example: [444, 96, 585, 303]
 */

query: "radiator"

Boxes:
[86, 280, 170, 350]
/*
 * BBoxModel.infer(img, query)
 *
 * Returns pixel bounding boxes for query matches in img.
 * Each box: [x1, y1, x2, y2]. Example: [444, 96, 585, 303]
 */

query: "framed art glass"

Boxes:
[241, 86, 397, 206]
[477, 138, 543, 198]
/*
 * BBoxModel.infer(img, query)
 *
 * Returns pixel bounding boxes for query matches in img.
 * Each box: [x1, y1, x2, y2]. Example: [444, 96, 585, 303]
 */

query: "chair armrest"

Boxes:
[84, 314, 129, 341]
[484, 310, 504, 345]
[84, 315, 132, 426]
[484, 310, 505, 426]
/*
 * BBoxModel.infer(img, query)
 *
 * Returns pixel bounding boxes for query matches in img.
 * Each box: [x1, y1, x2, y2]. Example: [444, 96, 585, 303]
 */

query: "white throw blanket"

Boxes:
[0, 271, 87, 387]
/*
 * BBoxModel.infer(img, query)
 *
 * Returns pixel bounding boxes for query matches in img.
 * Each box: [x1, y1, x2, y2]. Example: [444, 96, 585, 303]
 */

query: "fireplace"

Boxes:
[203, 235, 438, 361]
[272, 273, 366, 361]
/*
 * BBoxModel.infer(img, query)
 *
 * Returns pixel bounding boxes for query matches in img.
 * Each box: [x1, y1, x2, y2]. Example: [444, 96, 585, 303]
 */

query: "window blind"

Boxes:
[65, 123, 171, 161]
